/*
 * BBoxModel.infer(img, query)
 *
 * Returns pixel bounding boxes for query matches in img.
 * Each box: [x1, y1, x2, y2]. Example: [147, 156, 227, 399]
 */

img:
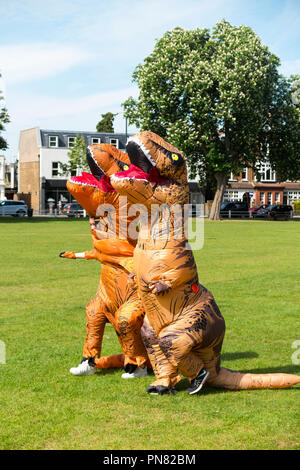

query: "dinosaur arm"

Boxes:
[148, 249, 198, 292]
[59, 250, 98, 260]
[84, 249, 101, 260]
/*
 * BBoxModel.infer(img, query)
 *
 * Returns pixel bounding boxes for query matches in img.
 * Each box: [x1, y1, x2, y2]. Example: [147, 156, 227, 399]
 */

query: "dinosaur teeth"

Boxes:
[87, 146, 105, 173]
[68, 177, 98, 188]
[127, 136, 156, 167]
[111, 174, 149, 183]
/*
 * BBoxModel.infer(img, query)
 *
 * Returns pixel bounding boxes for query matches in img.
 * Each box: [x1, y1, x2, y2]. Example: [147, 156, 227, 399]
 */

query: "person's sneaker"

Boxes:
[146, 385, 176, 395]
[187, 368, 210, 395]
[121, 366, 148, 379]
[70, 359, 96, 376]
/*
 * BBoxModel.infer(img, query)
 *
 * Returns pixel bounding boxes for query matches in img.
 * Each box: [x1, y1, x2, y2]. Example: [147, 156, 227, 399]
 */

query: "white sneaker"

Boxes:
[121, 367, 148, 379]
[70, 360, 96, 376]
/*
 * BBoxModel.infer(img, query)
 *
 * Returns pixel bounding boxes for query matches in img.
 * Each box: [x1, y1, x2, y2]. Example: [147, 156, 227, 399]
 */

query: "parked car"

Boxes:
[248, 204, 269, 214]
[62, 202, 85, 217]
[220, 201, 249, 218]
[253, 204, 293, 220]
[0, 200, 28, 217]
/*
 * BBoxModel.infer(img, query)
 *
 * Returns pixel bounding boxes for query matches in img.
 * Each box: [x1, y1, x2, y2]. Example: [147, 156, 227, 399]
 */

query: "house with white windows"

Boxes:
[18, 127, 130, 212]
[223, 162, 300, 207]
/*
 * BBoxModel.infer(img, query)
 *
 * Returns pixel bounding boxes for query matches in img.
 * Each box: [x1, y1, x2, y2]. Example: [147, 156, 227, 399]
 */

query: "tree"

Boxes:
[266, 75, 300, 183]
[96, 112, 117, 133]
[122, 21, 300, 219]
[59, 135, 88, 176]
[0, 74, 10, 151]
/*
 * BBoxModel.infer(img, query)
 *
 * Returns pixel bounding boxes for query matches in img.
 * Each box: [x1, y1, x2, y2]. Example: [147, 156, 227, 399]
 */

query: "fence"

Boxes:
[220, 210, 294, 220]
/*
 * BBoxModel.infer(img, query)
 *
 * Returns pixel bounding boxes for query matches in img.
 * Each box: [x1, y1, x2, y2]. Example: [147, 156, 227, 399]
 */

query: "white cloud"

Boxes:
[0, 43, 94, 85]
[9, 86, 139, 121]
[4, 85, 139, 159]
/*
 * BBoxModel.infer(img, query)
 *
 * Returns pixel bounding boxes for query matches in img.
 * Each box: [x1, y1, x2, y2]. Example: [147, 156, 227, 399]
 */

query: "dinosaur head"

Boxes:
[67, 144, 130, 217]
[86, 143, 130, 178]
[111, 131, 188, 205]
[66, 172, 115, 217]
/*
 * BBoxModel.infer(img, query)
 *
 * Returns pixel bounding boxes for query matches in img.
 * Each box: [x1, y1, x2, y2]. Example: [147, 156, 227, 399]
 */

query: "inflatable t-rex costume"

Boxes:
[111, 131, 300, 394]
[60, 144, 148, 377]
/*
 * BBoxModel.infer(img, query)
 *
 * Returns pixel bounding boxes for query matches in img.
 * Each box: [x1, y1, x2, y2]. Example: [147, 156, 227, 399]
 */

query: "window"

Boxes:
[242, 168, 248, 181]
[223, 190, 239, 202]
[267, 192, 272, 204]
[257, 161, 276, 182]
[260, 192, 265, 203]
[109, 138, 119, 148]
[91, 137, 101, 144]
[49, 136, 58, 147]
[275, 192, 280, 203]
[68, 137, 75, 148]
[285, 190, 300, 203]
[228, 172, 238, 181]
[52, 162, 59, 177]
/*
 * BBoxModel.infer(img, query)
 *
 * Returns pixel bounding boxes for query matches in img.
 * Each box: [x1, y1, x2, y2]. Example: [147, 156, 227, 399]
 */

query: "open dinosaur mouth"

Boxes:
[112, 136, 166, 184]
[68, 172, 115, 193]
[86, 147, 104, 180]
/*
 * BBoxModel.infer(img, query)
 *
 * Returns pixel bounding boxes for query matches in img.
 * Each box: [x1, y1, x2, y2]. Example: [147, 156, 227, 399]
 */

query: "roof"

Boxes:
[228, 181, 254, 189]
[39, 129, 132, 150]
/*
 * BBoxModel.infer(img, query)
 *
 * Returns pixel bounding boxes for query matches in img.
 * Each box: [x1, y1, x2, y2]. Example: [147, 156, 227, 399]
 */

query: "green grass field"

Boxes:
[0, 217, 299, 450]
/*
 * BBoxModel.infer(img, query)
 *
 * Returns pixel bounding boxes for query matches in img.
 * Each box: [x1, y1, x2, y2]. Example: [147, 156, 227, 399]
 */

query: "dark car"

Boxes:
[254, 204, 293, 220]
[220, 201, 249, 218]
[62, 202, 85, 217]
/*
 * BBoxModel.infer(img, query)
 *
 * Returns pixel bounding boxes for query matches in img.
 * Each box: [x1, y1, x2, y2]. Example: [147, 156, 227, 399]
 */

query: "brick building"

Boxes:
[223, 163, 300, 207]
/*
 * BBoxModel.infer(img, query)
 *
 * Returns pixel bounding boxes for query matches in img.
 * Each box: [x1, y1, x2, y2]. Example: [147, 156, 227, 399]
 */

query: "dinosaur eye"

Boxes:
[123, 164, 129, 171]
[171, 153, 179, 161]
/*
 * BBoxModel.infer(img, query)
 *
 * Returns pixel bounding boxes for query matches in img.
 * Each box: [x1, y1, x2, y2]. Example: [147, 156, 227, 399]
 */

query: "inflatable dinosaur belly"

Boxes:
[61, 144, 148, 371]
[111, 131, 300, 392]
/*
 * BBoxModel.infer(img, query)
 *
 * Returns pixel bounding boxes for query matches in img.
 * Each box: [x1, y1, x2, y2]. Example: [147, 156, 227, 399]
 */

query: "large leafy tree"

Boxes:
[0, 74, 10, 151]
[123, 21, 300, 219]
[59, 135, 88, 176]
[96, 112, 117, 133]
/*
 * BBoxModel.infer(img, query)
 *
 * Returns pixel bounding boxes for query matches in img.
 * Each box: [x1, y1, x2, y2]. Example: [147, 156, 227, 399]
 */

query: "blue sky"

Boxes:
[1, 0, 300, 162]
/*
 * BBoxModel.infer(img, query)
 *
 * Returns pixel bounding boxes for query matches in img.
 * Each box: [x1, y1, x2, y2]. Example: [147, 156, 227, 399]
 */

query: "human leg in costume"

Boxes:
[60, 144, 149, 376]
[111, 131, 300, 393]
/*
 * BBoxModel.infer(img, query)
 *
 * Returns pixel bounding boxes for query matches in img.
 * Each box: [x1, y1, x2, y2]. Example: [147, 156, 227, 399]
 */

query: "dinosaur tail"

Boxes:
[208, 367, 300, 390]
[95, 354, 124, 369]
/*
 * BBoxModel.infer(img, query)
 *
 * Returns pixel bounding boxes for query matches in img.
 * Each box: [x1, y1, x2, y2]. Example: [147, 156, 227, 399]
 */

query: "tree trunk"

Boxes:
[209, 172, 228, 220]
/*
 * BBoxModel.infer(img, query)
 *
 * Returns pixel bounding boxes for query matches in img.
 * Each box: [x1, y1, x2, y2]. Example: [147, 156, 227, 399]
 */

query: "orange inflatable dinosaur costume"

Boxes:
[110, 131, 300, 395]
[60, 144, 148, 378]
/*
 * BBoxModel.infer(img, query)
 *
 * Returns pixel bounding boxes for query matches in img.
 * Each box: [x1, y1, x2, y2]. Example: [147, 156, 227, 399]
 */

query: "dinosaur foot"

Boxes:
[146, 385, 176, 395]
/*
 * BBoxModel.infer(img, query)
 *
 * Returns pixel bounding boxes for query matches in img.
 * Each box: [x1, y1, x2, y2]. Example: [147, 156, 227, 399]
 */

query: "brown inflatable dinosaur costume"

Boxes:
[111, 131, 300, 395]
[60, 144, 149, 378]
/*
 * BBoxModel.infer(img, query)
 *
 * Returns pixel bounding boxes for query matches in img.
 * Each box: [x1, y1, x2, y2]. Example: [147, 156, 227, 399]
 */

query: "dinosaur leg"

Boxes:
[158, 321, 204, 382]
[83, 295, 124, 369]
[115, 296, 149, 369]
[141, 317, 181, 389]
